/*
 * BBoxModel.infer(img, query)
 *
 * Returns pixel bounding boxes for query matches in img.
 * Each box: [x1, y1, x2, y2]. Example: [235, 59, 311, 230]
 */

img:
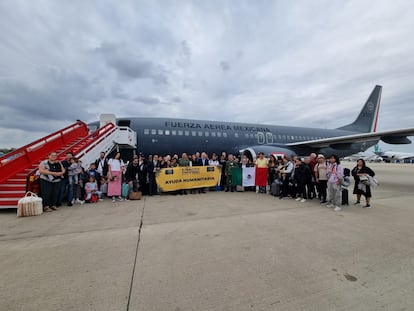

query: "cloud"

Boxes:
[95, 43, 169, 84]
[133, 96, 160, 105]
[219, 61, 230, 72]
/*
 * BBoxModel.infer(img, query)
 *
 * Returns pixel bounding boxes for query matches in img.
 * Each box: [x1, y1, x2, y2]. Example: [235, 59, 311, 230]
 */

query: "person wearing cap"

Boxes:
[314, 154, 328, 203]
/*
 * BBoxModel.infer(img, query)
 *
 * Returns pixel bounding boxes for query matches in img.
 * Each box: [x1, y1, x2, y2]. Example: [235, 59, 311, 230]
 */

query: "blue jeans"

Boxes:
[58, 178, 73, 206]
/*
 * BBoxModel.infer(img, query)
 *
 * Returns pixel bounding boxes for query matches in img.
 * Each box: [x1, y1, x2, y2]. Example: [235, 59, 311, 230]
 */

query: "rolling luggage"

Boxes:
[342, 188, 349, 205]
[271, 179, 282, 196]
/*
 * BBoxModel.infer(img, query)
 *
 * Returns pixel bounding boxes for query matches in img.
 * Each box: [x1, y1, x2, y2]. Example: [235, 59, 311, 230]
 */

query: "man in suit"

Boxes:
[148, 154, 161, 196]
[196, 152, 209, 193]
[95, 152, 108, 180]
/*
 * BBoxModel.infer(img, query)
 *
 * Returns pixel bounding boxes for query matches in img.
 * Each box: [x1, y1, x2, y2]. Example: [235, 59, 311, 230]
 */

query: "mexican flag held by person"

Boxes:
[255, 167, 268, 187]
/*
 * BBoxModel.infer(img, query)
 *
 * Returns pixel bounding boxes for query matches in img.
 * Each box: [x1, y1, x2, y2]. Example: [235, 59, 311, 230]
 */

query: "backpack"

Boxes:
[341, 176, 351, 188]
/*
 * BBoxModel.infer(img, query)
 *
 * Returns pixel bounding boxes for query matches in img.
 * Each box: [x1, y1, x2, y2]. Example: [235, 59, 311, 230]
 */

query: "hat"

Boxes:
[317, 154, 325, 158]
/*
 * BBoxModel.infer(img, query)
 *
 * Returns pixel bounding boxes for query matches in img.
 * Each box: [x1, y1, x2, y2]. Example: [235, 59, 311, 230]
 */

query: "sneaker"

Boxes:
[354, 201, 361, 205]
[300, 198, 306, 203]
[79, 200, 85, 205]
[112, 197, 115, 203]
[334, 206, 342, 211]
[320, 200, 327, 204]
[295, 197, 301, 201]
[99, 199, 103, 202]
[363, 204, 371, 208]
[326, 204, 334, 208]
[118, 196, 123, 201]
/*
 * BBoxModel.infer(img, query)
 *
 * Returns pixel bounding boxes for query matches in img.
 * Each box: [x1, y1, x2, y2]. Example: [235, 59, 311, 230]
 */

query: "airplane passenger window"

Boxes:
[178, 130, 183, 135]
[151, 129, 156, 135]
[217, 132, 222, 137]
[245, 133, 249, 138]
[144, 129, 149, 135]
[165, 130, 170, 135]
[251, 133, 255, 138]
[234, 133, 239, 138]
[185, 131, 189, 136]
[192, 131, 197, 136]
[211, 132, 216, 137]
[158, 130, 163, 135]
[205, 132, 209, 137]
[223, 133, 228, 137]
[198, 131, 203, 136]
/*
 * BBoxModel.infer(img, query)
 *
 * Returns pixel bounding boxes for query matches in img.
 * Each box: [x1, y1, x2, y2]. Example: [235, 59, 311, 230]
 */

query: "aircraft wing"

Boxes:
[286, 128, 414, 148]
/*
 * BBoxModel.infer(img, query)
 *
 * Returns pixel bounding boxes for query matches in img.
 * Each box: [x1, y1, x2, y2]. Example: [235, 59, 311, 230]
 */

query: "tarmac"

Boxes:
[0, 162, 413, 311]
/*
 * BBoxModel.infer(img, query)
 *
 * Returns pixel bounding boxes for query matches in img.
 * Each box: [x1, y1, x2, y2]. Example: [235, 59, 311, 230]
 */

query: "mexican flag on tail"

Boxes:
[231, 167, 268, 186]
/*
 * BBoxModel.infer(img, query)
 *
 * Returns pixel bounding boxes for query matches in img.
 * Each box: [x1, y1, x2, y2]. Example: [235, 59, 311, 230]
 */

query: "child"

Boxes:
[100, 176, 108, 198]
[84, 175, 102, 202]
[69, 157, 84, 204]
[86, 163, 100, 183]
[68, 157, 82, 185]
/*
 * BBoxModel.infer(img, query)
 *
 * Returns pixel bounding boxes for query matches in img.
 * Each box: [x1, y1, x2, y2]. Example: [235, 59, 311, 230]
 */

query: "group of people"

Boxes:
[266, 153, 375, 211]
[37, 149, 376, 213]
[38, 151, 107, 212]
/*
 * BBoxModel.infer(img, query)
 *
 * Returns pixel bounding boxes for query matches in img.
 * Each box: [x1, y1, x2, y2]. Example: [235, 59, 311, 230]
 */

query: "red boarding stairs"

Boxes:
[0, 120, 134, 208]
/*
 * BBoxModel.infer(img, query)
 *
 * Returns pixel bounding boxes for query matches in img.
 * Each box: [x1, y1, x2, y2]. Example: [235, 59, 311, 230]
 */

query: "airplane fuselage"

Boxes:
[93, 117, 378, 158]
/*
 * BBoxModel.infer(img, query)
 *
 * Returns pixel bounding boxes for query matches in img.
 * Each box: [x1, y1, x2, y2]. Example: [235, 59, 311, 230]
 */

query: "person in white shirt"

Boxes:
[107, 152, 125, 202]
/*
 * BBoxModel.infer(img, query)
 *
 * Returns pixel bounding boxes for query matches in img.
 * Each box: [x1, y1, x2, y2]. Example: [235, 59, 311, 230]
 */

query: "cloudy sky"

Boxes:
[1, 0, 414, 152]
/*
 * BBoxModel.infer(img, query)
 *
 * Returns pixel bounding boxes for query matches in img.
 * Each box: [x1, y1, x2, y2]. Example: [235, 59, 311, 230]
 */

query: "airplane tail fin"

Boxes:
[337, 85, 382, 133]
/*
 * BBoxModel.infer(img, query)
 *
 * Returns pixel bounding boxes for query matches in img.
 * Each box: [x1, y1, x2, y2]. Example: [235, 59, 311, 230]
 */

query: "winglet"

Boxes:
[337, 85, 382, 133]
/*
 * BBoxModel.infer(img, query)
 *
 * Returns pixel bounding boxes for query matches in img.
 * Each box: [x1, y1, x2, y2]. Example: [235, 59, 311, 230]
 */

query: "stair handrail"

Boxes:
[0, 121, 87, 164]
[25, 122, 117, 192]
[0, 121, 89, 185]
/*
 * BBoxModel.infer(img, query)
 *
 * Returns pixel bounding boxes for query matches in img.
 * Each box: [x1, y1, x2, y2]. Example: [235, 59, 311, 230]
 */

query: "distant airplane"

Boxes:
[342, 152, 369, 162]
[89, 85, 414, 159]
[373, 145, 414, 162]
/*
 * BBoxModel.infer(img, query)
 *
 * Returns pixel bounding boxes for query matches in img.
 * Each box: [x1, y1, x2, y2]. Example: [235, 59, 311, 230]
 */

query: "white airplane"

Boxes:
[373, 145, 414, 162]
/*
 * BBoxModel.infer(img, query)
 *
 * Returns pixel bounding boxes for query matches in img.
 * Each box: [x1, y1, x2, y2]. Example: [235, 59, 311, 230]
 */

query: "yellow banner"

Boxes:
[156, 166, 222, 192]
